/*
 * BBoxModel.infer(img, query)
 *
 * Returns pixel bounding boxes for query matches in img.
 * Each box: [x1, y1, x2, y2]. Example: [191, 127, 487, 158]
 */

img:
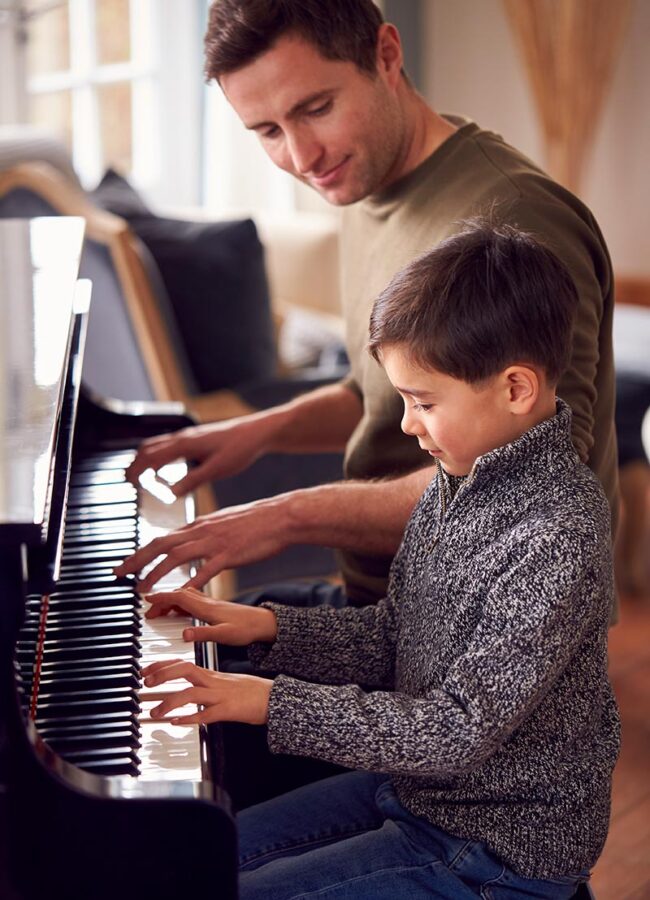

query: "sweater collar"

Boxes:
[468, 399, 577, 484]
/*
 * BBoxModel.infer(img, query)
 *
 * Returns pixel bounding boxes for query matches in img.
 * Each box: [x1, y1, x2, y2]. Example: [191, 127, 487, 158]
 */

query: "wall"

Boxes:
[422, 0, 650, 277]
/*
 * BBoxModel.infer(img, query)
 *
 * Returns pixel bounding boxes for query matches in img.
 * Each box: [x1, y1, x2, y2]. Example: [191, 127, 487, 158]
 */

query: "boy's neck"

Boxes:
[446, 392, 559, 478]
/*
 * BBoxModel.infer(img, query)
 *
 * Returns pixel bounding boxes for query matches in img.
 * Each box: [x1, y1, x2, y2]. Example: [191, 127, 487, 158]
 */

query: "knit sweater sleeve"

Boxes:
[265, 525, 610, 776]
[248, 594, 398, 688]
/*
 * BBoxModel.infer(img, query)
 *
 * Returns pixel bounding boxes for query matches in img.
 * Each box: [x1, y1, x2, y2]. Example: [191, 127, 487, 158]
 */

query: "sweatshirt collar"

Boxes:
[362, 115, 480, 211]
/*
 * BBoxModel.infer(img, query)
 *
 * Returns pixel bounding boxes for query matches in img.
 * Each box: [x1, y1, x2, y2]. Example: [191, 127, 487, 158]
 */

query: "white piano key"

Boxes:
[131, 462, 206, 781]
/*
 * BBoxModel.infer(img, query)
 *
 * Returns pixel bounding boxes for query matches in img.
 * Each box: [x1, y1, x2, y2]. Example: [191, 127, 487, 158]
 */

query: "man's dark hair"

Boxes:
[368, 219, 579, 385]
[204, 0, 384, 81]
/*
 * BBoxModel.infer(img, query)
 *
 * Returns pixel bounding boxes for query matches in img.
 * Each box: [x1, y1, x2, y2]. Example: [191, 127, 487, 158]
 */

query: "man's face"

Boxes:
[220, 31, 406, 206]
[381, 345, 517, 477]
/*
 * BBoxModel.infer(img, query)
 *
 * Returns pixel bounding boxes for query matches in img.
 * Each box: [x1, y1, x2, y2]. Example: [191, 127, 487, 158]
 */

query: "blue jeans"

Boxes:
[238, 772, 589, 899]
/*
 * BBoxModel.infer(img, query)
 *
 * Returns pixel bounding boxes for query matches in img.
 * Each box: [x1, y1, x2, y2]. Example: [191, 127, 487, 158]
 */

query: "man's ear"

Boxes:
[503, 365, 539, 414]
[376, 23, 403, 87]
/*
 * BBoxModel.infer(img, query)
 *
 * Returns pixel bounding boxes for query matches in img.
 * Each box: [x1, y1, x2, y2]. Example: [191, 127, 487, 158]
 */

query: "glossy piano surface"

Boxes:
[0, 219, 237, 899]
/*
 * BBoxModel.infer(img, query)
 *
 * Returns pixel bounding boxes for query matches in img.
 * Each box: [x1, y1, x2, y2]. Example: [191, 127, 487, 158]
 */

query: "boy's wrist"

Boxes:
[254, 607, 278, 644]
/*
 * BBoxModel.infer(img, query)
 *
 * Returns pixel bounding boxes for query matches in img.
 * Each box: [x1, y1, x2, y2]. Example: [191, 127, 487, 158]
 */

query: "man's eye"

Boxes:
[261, 125, 280, 139]
[308, 100, 332, 117]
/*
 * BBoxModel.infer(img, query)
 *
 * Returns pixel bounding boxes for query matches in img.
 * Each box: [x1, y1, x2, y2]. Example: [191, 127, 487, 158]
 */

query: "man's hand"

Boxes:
[142, 660, 273, 725]
[125, 416, 270, 497]
[115, 494, 294, 591]
[126, 383, 363, 496]
[144, 586, 278, 645]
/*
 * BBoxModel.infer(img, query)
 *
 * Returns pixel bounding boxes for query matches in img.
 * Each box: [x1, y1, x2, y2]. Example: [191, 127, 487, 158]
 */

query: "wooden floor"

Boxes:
[591, 588, 650, 899]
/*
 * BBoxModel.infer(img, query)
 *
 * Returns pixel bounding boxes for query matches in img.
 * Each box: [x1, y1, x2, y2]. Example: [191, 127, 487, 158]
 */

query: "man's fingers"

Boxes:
[143, 587, 209, 620]
[171, 462, 212, 498]
[184, 555, 230, 591]
[136, 539, 206, 593]
[126, 441, 177, 484]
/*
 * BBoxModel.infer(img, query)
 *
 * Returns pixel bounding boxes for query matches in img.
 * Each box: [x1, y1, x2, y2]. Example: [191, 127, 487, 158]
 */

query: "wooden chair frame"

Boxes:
[0, 161, 253, 424]
[0, 161, 242, 597]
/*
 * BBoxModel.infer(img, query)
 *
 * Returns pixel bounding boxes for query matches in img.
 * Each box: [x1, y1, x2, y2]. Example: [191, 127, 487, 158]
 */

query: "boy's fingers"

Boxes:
[183, 624, 230, 643]
[140, 657, 184, 678]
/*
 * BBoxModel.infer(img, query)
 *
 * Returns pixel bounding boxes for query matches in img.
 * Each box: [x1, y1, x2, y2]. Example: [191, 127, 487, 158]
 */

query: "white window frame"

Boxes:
[9, 0, 203, 206]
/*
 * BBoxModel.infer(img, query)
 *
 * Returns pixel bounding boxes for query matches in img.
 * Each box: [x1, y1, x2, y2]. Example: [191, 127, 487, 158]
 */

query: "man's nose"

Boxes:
[286, 129, 324, 175]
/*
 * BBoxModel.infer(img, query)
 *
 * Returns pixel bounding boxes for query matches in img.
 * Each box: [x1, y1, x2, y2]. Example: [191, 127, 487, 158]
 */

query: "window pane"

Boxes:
[98, 82, 132, 172]
[25, 2, 70, 77]
[29, 91, 73, 151]
[96, 0, 131, 65]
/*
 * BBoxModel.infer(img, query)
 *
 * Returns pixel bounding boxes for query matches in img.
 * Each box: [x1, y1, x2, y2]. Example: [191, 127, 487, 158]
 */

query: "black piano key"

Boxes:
[36, 709, 140, 730]
[65, 503, 136, 522]
[74, 454, 134, 471]
[47, 586, 137, 601]
[18, 624, 140, 644]
[62, 525, 137, 542]
[16, 639, 140, 663]
[47, 730, 140, 753]
[38, 719, 138, 740]
[24, 671, 140, 693]
[70, 469, 128, 486]
[76, 757, 139, 777]
[25, 604, 137, 620]
[35, 694, 140, 719]
[30, 654, 139, 674]
[60, 746, 139, 775]
[23, 609, 139, 626]
[61, 543, 135, 561]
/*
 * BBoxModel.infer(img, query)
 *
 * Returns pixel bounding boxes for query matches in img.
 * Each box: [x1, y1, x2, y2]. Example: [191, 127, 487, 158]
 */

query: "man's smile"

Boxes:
[310, 156, 351, 188]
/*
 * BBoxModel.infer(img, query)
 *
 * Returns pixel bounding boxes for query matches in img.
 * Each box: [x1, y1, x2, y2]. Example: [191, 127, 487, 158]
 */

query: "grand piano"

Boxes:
[0, 218, 237, 899]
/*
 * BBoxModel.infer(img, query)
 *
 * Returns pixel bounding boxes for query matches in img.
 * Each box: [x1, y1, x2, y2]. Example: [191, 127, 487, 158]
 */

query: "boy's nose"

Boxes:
[401, 408, 423, 437]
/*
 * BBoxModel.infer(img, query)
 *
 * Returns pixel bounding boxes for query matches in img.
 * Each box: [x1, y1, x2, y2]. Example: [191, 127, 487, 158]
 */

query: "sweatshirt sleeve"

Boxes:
[265, 526, 611, 777]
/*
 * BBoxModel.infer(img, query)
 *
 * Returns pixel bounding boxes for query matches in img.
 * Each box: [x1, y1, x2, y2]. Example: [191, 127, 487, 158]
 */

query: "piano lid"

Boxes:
[0, 217, 84, 544]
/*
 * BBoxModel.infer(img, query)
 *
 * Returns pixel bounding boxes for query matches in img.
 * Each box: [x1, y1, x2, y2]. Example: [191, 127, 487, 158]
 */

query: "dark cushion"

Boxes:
[90, 169, 276, 393]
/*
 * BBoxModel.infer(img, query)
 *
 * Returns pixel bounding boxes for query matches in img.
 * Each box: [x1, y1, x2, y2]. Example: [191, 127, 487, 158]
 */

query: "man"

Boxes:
[118, 0, 617, 613]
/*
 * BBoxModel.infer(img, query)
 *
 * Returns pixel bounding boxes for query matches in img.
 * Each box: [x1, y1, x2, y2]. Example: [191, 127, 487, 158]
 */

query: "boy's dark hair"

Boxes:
[368, 219, 579, 385]
[204, 0, 384, 81]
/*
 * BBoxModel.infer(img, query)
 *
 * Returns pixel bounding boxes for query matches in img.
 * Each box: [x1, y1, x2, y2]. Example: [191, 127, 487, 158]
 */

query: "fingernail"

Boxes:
[151, 707, 160, 718]
[184, 628, 194, 641]
[144, 677, 152, 686]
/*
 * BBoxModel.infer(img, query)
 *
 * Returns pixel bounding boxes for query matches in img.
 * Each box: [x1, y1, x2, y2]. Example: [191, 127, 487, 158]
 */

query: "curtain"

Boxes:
[502, 0, 632, 194]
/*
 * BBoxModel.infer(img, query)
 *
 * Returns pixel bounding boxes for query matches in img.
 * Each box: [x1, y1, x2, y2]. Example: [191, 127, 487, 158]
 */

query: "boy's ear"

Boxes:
[503, 365, 539, 414]
[376, 23, 403, 86]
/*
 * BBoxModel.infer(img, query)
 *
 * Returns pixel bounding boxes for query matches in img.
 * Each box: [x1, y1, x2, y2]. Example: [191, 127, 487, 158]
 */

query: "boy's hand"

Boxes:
[142, 659, 273, 725]
[143, 587, 278, 645]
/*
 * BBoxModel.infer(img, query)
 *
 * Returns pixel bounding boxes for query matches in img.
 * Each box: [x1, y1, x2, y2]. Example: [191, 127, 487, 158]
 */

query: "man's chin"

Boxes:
[309, 180, 369, 207]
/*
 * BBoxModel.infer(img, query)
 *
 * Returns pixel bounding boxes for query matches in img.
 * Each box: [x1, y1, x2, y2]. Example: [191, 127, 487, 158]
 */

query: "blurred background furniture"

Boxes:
[0, 126, 347, 590]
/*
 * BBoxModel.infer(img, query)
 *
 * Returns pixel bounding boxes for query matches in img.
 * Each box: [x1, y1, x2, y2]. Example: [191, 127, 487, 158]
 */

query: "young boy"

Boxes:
[141, 221, 620, 899]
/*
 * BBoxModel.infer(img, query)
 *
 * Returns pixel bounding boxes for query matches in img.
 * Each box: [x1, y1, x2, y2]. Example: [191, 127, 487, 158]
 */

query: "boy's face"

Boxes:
[220, 29, 406, 206]
[381, 345, 527, 476]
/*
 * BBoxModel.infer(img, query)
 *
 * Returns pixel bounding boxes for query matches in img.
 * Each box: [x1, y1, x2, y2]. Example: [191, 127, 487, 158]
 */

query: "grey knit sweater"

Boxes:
[250, 401, 620, 879]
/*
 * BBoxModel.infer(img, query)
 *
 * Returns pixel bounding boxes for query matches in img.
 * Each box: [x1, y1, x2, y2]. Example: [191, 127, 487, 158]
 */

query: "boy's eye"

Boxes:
[261, 125, 281, 139]
[412, 403, 433, 412]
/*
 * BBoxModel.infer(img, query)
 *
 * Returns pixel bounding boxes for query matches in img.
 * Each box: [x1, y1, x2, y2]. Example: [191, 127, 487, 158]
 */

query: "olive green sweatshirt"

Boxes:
[339, 116, 618, 604]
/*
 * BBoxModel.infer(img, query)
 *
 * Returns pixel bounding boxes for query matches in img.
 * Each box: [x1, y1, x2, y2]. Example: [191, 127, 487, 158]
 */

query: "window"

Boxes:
[20, 0, 203, 205]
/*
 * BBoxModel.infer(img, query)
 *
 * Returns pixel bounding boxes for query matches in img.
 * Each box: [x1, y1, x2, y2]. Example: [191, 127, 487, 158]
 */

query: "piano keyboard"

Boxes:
[17, 448, 211, 782]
